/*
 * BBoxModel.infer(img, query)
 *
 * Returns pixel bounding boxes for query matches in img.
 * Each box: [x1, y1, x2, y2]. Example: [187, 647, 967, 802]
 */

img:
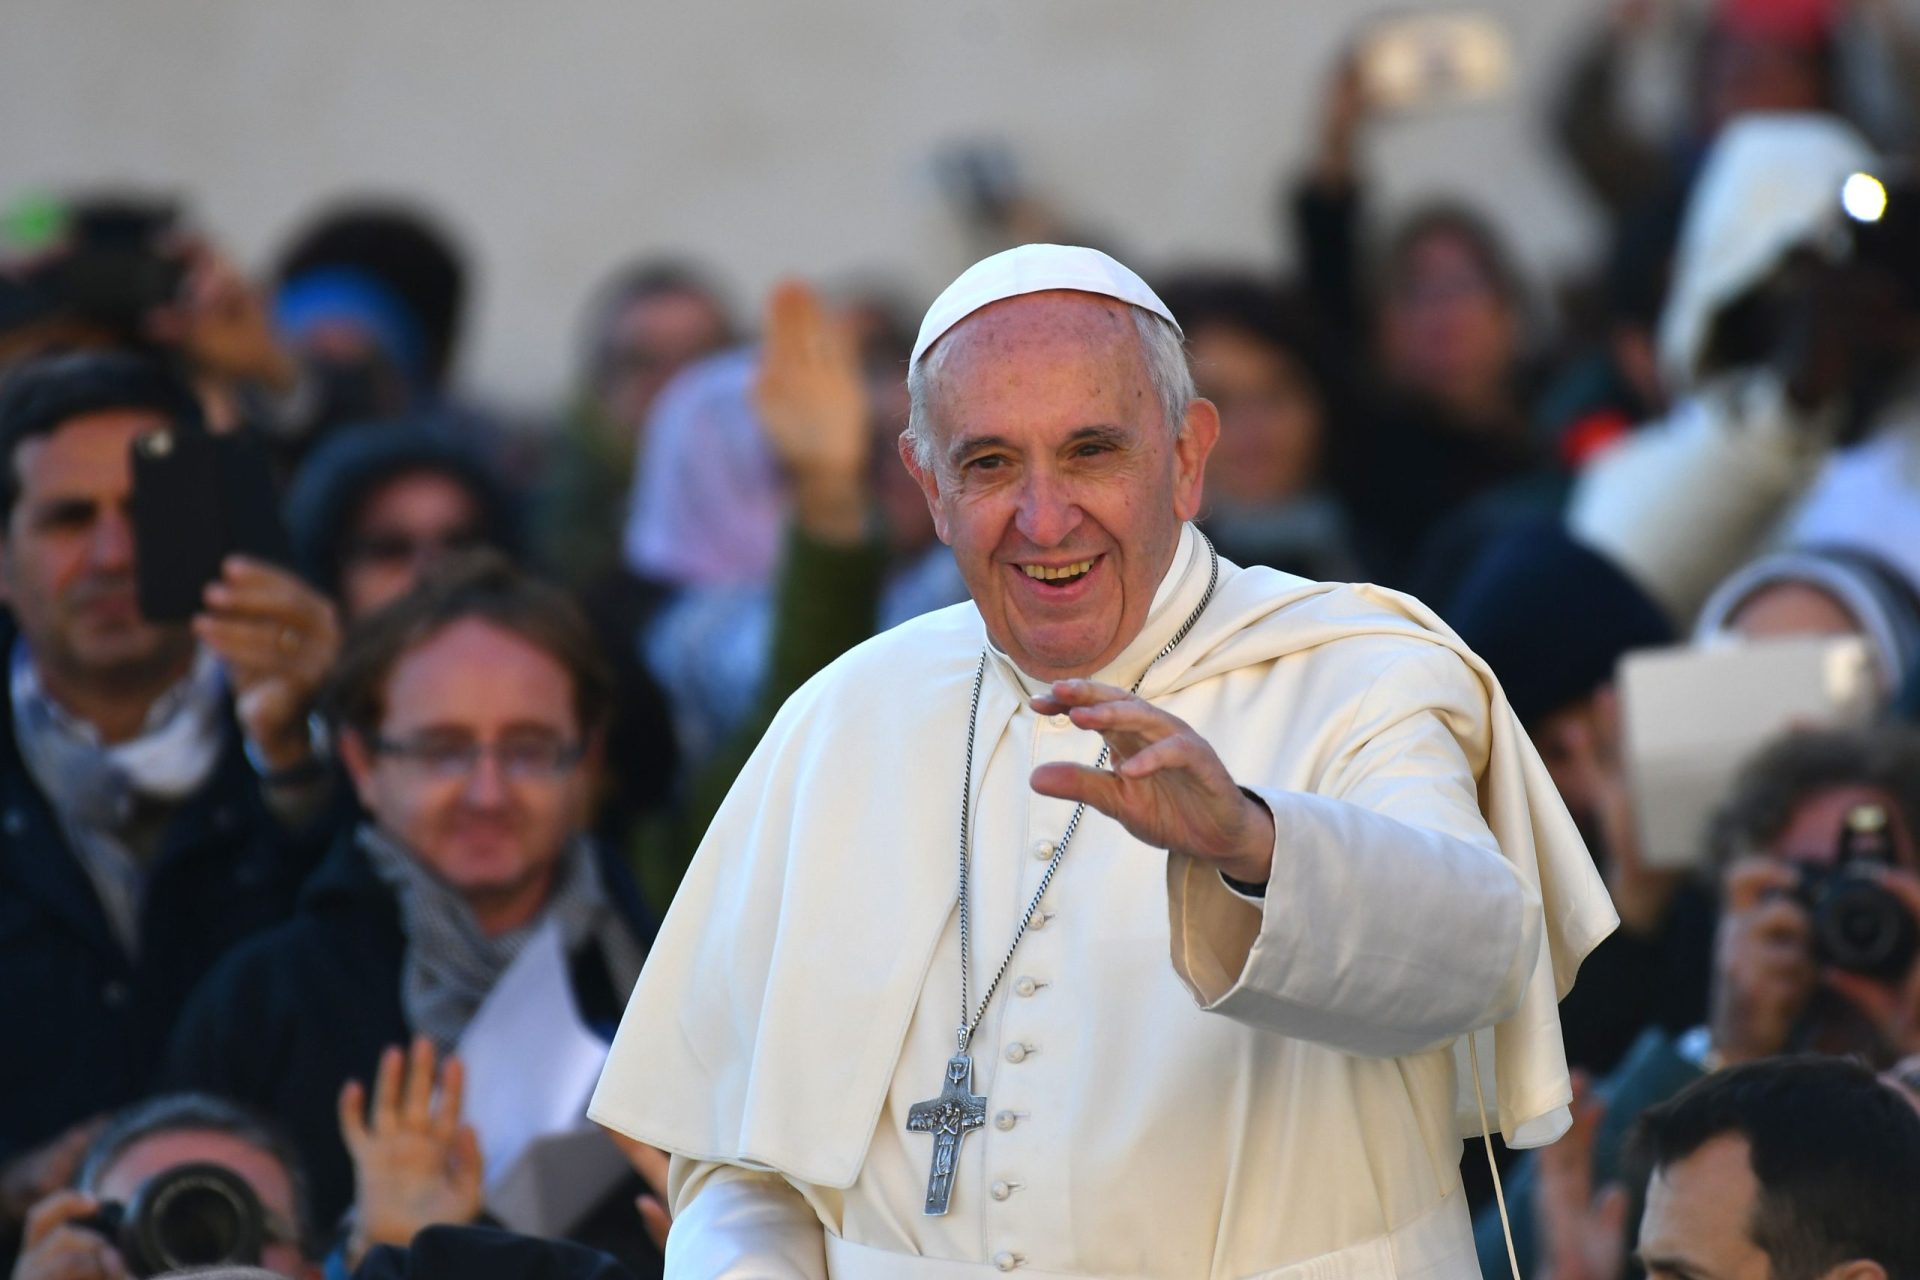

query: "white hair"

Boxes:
[903, 305, 1194, 471]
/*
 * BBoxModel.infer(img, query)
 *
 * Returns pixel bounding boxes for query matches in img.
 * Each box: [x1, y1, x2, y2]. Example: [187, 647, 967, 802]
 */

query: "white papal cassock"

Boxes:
[591, 524, 1617, 1279]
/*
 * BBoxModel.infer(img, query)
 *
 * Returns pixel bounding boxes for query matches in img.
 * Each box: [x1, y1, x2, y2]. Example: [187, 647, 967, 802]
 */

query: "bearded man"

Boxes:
[591, 245, 1615, 1279]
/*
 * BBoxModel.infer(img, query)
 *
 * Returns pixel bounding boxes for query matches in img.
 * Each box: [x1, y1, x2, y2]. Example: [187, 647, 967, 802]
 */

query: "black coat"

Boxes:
[0, 630, 331, 1171]
[161, 826, 656, 1239]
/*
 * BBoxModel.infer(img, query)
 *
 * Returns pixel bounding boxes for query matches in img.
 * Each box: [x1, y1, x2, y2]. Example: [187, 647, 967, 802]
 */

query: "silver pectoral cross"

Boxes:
[906, 1052, 987, 1215]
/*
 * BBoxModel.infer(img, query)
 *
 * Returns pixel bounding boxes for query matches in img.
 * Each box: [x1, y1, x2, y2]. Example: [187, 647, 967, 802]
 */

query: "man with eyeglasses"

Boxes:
[161, 552, 654, 1261]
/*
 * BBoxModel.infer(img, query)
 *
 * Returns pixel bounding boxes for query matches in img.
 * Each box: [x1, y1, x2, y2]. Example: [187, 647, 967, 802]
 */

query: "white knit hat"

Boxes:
[911, 243, 1180, 365]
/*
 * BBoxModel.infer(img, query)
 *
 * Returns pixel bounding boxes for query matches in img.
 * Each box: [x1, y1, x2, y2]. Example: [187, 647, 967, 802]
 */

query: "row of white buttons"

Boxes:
[994, 1251, 1025, 1271]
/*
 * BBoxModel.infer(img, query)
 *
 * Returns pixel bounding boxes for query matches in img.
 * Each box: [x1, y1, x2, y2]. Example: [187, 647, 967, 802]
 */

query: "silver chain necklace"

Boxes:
[906, 533, 1220, 1216]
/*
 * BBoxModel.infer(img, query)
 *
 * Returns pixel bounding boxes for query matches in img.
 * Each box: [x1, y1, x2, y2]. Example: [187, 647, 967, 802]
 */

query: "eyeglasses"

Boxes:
[345, 527, 484, 567]
[371, 734, 585, 781]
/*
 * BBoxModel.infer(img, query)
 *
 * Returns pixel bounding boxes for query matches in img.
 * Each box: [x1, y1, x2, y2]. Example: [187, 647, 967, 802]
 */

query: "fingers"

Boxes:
[338, 1079, 369, 1155]
[761, 279, 824, 364]
[372, 1044, 405, 1134]
[1723, 856, 1799, 914]
[22, 1190, 100, 1250]
[403, 1036, 438, 1130]
[450, 1126, 485, 1205]
[1029, 679, 1133, 715]
[1029, 761, 1122, 819]
[433, 1056, 467, 1144]
[202, 559, 335, 627]
[1114, 735, 1204, 781]
[637, 1194, 672, 1253]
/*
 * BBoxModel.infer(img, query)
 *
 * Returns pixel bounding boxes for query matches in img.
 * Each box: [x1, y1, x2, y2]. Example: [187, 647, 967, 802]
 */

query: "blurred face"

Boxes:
[597, 290, 731, 433]
[337, 471, 485, 622]
[0, 411, 194, 698]
[1702, 31, 1829, 134]
[1636, 1134, 1771, 1280]
[1380, 229, 1517, 419]
[1769, 784, 1915, 873]
[1190, 324, 1325, 505]
[901, 292, 1216, 682]
[96, 1129, 315, 1278]
[1727, 582, 1857, 643]
[342, 618, 592, 935]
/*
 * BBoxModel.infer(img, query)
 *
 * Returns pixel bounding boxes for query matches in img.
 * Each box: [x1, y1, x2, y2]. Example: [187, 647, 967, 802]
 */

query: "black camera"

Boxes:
[75, 1162, 270, 1277]
[1789, 803, 1920, 983]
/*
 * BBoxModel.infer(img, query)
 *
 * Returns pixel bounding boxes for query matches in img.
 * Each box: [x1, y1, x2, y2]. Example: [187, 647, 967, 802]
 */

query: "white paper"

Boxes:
[1622, 636, 1877, 869]
[455, 918, 626, 1233]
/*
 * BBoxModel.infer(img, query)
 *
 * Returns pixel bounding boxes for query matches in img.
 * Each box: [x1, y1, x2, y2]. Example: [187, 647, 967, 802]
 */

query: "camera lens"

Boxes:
[1816, 877, 1920, 982]
[130, 1163, 265, 1272]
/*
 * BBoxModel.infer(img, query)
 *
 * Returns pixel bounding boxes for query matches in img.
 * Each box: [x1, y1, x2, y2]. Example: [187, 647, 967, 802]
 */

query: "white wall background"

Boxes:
[1, 0, 1614, 410]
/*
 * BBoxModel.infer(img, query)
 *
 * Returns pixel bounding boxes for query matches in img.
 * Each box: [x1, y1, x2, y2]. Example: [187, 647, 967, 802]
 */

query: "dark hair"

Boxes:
[1629, 1056, 1920, 1279]
[325, 549, 612, 739]
[77, 1092, 317, 1261]
[1380, 202, 1524, 310]
[282, 418, 521, 597]
[580, 258, 733, 385]
[1153, 271, 1337, 399]
[274, 201, 467, 387]
[1704, 726, 1920, 870]
[0, 349, 202, 524]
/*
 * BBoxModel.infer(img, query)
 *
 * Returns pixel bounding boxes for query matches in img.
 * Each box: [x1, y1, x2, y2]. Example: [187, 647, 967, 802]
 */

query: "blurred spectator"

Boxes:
[1694, 546, 1920, 694]
[284, 418, 679, 845]
[1554, 0, 1920, 220]
[1475, 723, 1920, 1272]
[0, 353, 337, 1257]
[627, 283, 965, 770]
[1628, 1056, 1920, 1280]
[1568, 112, 1877, 625]
[1290, 55, 1543, 581]
[1152, 272, 1358, 581]
[161, 553, 652, 1252]
[1536, 1056, 1920, 1280]
[354, 1225, 640, 1280]
[529, 261, 733, 592]
[267, 202, 470, 448]
[1448, 523, 1711, 1075]
[283, 421, 521, 627]
[11, 1093, 319, 1280]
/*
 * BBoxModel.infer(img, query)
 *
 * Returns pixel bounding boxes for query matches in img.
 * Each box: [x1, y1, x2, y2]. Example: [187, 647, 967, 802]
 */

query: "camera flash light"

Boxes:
[1843, 172, 1888, 223]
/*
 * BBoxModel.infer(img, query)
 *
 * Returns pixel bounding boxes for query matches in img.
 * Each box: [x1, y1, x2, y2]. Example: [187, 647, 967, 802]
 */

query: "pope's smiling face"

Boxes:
[901, 291, 1217, 681]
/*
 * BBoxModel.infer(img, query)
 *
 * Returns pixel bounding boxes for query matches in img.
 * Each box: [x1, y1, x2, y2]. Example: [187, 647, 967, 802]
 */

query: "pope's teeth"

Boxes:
[1022, 560, 1094, 581]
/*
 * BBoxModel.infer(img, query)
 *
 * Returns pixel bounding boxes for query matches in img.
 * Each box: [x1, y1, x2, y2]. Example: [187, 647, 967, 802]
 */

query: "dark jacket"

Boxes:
[161, 826, 655, 1237]
[0, 628, 332, 1170]
[357, 1225, 641, 1280]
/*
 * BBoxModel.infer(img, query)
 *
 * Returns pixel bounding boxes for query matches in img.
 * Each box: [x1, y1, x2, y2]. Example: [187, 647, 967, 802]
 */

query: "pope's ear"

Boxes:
[1171, 397, 1219, 523]
[897, 430, 952, 545]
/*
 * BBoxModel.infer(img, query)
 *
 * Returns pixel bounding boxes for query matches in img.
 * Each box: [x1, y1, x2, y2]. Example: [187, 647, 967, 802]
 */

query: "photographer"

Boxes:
[10, 1094, 319, 1280]
[1477, 724, 1920, 1274]
[0, 353, 339, 1256]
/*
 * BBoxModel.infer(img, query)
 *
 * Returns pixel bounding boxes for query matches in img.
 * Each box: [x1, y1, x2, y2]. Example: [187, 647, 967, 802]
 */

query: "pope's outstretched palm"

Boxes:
[1029, 679, 1274, 887]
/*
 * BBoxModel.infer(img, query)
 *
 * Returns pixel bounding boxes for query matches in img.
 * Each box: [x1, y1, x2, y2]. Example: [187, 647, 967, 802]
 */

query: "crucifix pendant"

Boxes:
[906, 1052, 987, 1215]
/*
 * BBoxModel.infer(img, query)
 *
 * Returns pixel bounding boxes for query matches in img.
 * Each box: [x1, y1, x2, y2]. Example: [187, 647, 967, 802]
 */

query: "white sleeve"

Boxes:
[1566, 373, 1836, 624]
[1166, 645, 1543, 1058]
[664, 1157, 829, 1280]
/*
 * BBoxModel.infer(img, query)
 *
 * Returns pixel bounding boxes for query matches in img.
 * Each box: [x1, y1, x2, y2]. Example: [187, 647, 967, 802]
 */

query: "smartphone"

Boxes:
[1620, 636, 1880, 869]
[129, 425, 292, 622]
[1356, 11, 1514, 113]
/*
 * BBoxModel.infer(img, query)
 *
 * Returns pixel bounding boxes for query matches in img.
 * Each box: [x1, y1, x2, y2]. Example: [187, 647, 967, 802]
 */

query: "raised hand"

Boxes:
[145, 240, 298, 393]
[751, 279, 871, 542]
[338, 1037, 484, 1266]
[605, 1130, 672, 1254]
[194, 557, 341, 774]
[1532, 1073, 1630, 1280]
[1028, 679, 1274, 886]
[1709, 859, 1820, 1067]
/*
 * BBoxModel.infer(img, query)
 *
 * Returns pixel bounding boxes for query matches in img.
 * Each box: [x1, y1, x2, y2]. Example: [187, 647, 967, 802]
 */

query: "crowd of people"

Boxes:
[5, 0, 1920, 1276]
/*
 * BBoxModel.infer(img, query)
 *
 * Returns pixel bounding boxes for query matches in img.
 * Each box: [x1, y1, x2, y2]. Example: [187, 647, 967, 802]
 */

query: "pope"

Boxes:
[591, 245, 1617, 1279]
